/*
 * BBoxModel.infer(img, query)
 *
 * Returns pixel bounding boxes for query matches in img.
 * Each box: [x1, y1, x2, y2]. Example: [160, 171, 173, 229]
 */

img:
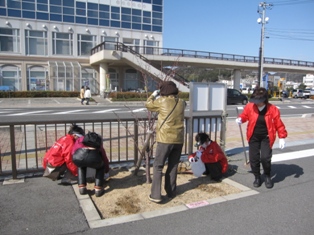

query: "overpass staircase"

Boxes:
[91, 42, 190, 92]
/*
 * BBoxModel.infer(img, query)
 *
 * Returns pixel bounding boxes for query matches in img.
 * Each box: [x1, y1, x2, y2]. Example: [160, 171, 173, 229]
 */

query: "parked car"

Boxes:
[227, 89, 248, 105]
[281, 90, 288, 98]
[240, 87, 252, 94]
[303, 89, 311, 99]
[292, 89, 303, 98]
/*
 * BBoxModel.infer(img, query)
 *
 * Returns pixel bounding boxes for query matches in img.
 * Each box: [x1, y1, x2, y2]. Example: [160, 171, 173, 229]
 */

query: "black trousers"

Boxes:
[78, 166, 104, 187]
[249, 135, 272, 177]
[204, 162, 222, 180]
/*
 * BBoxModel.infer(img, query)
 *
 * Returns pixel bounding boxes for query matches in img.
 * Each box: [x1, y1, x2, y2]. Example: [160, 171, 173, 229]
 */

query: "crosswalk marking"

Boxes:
[93, 109, 119, 113]
[53, 110, 85, 114]
[8, 110, 50, 116]
[272, 149, 314, 163]
[131, 108, 146, 113]
[302, 105, 311, 109]
[287, 106, 297, 109]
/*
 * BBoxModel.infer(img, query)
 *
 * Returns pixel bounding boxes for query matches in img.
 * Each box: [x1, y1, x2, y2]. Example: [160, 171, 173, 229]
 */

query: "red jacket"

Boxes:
[42, 134, 78, 176]
[239, 103, 288, 147]
[71, 136, 110, 173]
[188, 141, 229, 174]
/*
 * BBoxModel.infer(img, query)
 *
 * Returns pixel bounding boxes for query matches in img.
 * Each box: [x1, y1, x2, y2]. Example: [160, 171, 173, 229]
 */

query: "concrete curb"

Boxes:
[73, 178, 258, 229]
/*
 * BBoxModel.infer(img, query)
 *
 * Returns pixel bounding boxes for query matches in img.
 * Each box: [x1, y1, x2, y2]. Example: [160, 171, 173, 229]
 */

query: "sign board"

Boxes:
[188, 82, 227, 133]
[189, 82, 226, 113]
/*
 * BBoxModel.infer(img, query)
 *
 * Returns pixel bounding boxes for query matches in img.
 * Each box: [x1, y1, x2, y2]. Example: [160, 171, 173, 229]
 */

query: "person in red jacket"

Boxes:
[42, 124, 85, 184]
[188, 133, 228, 182]
[236, 87, 288, 189]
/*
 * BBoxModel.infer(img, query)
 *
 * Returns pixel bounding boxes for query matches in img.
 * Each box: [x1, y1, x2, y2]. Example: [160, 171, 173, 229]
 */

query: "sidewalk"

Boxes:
[1, 98, 314, 234]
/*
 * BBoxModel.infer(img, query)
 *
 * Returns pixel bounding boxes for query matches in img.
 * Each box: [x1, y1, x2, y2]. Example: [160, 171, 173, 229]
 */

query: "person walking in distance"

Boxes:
[80, 86, 85, 105]
[236, 87, 287, 188]
[145, 81, 186, 202]
[84, 86, 91, 105]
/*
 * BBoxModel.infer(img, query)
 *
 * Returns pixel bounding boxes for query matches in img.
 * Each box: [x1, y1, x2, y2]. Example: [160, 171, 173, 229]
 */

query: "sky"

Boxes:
[163, 0, 314, 62]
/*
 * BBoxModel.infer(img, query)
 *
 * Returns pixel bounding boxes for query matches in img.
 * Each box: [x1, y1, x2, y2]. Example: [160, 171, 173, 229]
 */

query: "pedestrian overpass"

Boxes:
[90, 42, 314, 94]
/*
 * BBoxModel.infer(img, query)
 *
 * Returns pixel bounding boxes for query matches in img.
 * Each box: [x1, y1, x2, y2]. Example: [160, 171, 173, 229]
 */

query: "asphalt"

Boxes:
[1, 96, 314, 235]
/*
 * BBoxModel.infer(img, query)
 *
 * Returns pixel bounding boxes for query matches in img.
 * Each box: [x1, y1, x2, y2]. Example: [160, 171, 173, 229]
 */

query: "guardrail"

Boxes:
[0, 115, 224, 179]
[91, 42, 314, 68]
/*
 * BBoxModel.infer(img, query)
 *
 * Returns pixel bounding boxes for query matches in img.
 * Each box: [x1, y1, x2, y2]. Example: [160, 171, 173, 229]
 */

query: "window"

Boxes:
[123, 38, 140, 53]
[27, 66, 47, 91]
[25, 30, 47, 55]
[0, 28, 20, 53]
[52, 32, 73, 55]
[0, 65, 21, 91]
[77, 34, 96, 56]
[101, 36, 118, 50]
[144, 40, 159, 55]
[8, 0, 21, 9]
[124, 69, 138, 91]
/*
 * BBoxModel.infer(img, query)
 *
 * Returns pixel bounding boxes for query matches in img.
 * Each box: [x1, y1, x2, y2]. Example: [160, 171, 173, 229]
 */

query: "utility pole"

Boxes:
[257, 2, 272, 88]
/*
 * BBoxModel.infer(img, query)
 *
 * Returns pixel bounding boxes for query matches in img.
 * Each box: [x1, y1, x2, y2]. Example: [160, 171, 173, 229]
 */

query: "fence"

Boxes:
[0, 115, 224, 179]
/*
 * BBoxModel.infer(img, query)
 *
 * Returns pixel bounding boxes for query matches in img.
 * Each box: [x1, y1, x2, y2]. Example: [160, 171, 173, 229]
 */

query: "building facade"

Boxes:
[303, 74, 314, 88]
[0, 0, 163, 93]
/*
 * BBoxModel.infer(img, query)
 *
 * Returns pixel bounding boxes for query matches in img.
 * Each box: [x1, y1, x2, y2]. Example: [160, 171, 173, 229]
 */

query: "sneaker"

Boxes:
[95, 188, 105, 197]
[79, 187, 87, 195]
[104, 172, 110, 181]
[148, 195, 162, 203]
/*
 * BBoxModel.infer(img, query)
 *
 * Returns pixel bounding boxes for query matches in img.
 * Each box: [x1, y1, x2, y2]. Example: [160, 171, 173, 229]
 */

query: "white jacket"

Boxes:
[84, 89, 91, 98]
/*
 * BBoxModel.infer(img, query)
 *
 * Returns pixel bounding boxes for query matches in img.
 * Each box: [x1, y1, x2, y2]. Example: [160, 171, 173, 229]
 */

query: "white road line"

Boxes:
[302, 105, 311, 108]
[53, 110, 85, 114]
[131, 108, 146, 113]
[287, 106, 297, 109]
[93, 109, 120, 113]
[272, 149, 314, 163]
[276, 106, 281, 109]
[8, 110, 50, 116]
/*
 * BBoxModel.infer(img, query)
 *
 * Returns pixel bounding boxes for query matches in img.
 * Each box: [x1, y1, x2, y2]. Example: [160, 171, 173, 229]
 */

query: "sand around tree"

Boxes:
[86, 162, 241, 219]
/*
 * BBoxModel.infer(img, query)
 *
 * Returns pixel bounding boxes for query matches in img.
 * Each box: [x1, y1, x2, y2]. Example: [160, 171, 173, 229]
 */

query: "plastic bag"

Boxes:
[190, 159, 205, 177]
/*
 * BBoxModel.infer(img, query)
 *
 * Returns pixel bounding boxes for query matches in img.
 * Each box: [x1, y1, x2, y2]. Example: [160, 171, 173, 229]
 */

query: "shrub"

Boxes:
[0, 91, 79, 98]
[108, 91, 190, 101]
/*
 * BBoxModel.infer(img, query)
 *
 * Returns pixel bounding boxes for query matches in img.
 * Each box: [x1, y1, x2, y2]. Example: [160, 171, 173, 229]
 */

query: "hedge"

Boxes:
[0, 91, 80, 98]
[109, 92, 189, 101]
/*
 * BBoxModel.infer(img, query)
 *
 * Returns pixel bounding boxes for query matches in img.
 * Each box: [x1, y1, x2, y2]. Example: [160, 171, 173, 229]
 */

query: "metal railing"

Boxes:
[0, 115, 224, 179]
[91, 42, 314, 68]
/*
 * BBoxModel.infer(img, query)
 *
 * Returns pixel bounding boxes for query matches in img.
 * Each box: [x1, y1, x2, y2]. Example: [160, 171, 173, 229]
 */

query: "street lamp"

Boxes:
[257, 2, 272, 88]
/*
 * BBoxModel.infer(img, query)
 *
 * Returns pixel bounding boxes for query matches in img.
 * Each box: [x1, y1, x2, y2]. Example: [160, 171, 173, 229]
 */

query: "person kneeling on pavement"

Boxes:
[42, 124, 85, 185]
[188, 133, 228, 182]
[72, 132, 109, 197]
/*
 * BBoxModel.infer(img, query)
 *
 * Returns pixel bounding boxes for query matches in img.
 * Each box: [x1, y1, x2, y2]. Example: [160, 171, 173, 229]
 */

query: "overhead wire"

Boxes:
[263, 1, 314, 41]
[270, 0, 314, 6]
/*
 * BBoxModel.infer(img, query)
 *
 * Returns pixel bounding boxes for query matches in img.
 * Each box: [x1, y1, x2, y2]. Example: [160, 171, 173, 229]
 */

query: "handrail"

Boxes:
[91, 42, 314, 68]
[0, 115, 225, 179]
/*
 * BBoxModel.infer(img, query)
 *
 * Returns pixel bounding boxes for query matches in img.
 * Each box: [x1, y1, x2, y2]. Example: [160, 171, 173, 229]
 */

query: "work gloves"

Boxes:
[189, 150, 203, 163]
[235, 117, 242, 125]
[279, 138, 285, 149]
[151, 90, 160, 97]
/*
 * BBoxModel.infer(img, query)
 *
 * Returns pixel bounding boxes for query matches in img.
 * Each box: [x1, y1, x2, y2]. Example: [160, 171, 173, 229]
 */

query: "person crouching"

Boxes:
[72, 132, 108, 197]
[188, 133, 228, 182]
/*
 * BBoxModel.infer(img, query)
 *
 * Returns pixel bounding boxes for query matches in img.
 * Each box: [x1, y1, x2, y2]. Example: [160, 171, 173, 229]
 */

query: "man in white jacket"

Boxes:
[84, 87, 91, 105]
